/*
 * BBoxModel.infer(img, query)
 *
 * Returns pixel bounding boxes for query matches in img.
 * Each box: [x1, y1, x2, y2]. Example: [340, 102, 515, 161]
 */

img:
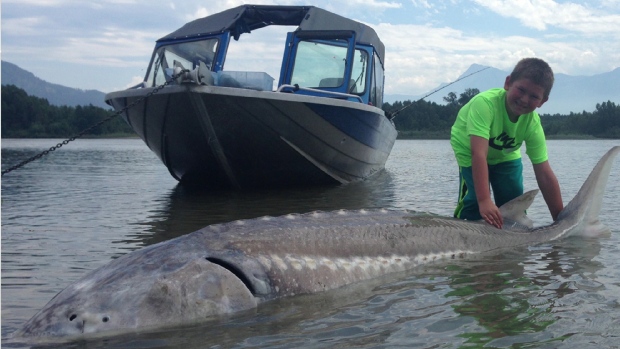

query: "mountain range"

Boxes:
[385, 64, 620, 115]
[2, 60, 618, 115]
[1, 61, 110, 109]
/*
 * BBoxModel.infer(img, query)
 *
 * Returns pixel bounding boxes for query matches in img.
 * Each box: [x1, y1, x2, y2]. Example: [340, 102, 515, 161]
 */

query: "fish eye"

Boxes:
[69, 314, 77, 321]
[102, 316, 110, 323]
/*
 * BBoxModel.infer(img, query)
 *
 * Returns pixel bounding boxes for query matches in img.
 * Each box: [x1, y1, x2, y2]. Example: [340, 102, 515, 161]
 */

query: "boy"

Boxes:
[450, 58, 563, 229]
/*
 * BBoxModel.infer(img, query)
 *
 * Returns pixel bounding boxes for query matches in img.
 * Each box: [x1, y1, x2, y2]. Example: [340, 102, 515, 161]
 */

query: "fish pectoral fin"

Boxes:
[499, 189, 538, 229]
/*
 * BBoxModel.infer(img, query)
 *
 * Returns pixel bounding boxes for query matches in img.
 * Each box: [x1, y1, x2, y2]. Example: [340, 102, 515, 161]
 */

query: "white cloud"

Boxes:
[2, 0, 69, 5]
[189, 7, 211, 21]
[375, 20, 616, 94]
[2, 17, 47, 35]
[411, 0, 432, 8]
[185, 0, 300, 22]
[125, 75, 146, 89]
[2, 0, 618, 95]
[346, 0, 402, 9]
[474, 0, 620, 35]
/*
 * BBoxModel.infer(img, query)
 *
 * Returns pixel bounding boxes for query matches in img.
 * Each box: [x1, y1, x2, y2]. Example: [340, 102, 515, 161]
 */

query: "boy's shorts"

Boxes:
[454, 158, 524, 221]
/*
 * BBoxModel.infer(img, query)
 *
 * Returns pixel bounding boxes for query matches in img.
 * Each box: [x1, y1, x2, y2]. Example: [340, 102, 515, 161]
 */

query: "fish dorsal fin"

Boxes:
[499, 189, 539, 228]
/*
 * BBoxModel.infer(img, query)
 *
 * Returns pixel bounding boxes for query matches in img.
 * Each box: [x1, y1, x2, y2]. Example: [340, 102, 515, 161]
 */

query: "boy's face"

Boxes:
[503, 77, 548, 118]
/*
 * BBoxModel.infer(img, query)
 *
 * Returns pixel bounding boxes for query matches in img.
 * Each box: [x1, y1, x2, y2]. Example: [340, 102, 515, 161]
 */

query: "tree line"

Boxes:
[2, 84, 619, 139]
[1, 84, 133, 138]
[384, 88, 620, 139]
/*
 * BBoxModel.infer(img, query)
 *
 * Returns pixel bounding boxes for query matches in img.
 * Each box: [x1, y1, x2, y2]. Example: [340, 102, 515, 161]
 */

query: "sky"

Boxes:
[2, 0, 619, 97]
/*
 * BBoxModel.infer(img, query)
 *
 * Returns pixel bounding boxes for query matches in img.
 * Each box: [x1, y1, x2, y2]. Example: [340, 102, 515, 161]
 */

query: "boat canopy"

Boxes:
[157, 5, 385, 64]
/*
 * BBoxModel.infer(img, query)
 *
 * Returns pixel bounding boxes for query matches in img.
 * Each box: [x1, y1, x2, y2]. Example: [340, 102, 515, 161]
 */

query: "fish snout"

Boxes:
[11, 309, 112, 342]
[67, 311, 114, 334]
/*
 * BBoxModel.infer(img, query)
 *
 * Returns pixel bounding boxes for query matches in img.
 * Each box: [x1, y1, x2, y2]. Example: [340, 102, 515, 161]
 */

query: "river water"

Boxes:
[2, 139, 620, 348]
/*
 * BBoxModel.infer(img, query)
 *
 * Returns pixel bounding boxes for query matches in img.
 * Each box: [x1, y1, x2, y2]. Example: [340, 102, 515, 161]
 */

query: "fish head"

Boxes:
[12, 257, 258, 343]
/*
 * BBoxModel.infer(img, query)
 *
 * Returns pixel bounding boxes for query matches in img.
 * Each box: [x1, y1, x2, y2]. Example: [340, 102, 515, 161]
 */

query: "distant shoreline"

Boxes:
[1, 134, 140, 140]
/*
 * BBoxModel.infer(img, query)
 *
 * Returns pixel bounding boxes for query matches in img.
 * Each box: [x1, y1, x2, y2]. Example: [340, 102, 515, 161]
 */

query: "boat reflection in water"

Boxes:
[132, 169, 397, 248]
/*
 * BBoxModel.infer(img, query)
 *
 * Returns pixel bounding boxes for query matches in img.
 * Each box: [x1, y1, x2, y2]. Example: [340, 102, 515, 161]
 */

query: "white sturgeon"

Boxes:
[12, 146, 620, 343]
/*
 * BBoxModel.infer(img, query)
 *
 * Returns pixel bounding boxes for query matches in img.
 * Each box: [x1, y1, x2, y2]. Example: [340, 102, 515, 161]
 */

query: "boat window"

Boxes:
[350, 50, 368, 94]
[370, 52, 384, 106]
[290, 40, 348, 89]
[145, 38, 219, 87]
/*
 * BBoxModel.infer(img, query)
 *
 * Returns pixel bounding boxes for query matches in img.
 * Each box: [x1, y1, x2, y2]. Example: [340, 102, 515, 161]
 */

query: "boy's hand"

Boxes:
[479, 198, 503, 229]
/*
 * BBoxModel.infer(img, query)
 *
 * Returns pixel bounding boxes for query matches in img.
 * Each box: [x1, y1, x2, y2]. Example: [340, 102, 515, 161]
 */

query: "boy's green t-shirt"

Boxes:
[450, 88, 548, 167]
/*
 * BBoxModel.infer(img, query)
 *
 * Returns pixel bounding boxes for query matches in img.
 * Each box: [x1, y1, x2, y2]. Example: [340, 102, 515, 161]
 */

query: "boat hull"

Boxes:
[105, 85, 397, 189]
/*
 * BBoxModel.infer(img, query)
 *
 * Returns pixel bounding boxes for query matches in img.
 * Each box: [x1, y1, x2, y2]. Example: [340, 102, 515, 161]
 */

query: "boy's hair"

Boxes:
[510, 58, 554, 98]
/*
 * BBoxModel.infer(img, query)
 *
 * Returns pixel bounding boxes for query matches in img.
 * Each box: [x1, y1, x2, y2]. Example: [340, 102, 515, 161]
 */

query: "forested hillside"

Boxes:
[1, 61, 110, 109]
[1, 85, 133, 138]
[384, 89, 620, 139]
[2, 84, 619, 139]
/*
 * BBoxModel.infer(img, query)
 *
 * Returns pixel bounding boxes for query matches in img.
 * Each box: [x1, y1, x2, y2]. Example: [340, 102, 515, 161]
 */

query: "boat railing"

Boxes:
[276, 84, 364, 103]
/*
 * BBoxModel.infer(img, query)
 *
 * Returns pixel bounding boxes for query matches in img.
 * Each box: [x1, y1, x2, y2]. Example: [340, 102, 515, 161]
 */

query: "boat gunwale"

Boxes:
[105, 85, 387, 116]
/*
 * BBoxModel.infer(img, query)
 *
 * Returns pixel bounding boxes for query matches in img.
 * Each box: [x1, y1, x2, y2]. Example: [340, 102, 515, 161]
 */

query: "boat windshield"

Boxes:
[145, 38, 219, 87]
[290, 40, 367, 94]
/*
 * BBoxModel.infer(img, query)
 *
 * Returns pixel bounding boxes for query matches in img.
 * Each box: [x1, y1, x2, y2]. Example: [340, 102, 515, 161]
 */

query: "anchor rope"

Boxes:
[1, 69, 190, 176]
[386, 66, 490, 120]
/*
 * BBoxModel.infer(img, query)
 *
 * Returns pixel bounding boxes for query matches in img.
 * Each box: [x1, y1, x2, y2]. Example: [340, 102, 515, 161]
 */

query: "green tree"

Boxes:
[458, 88, 480, 106]
[594, 101, 620, 138]
[385, 88, 619, 139]
[443, 92, 458, 106]
[1, 85, 134, 138]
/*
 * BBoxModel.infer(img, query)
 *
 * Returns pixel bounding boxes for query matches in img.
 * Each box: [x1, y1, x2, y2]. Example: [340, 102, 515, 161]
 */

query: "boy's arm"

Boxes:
[471, 135, 503, 228]
[533, 160, 563, 221]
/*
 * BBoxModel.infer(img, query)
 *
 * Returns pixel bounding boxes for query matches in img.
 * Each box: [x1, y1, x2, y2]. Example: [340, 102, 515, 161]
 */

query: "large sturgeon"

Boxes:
[12, 146, 620, 343]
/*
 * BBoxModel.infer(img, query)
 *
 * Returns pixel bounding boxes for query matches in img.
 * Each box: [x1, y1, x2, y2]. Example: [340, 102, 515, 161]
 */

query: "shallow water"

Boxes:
[2, 139, 620, 348]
